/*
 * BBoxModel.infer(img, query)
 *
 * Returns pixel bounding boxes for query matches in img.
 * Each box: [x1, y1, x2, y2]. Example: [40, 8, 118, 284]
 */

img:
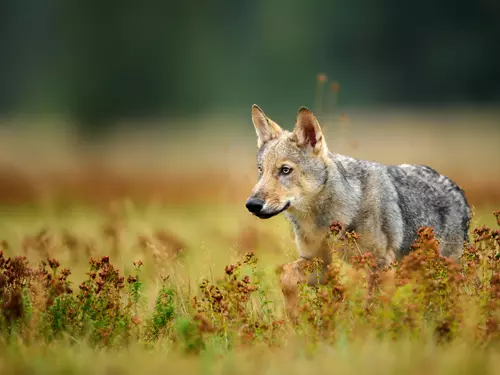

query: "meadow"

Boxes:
[0, 107, 499, 374]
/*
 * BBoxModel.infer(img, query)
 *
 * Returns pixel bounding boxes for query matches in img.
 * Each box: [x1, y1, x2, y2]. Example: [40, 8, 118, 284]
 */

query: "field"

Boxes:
[0, 108, 499, 374]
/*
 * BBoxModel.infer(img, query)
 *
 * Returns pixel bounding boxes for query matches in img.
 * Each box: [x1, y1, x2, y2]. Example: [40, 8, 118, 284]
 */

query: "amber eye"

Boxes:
[280, 166, 292, 175]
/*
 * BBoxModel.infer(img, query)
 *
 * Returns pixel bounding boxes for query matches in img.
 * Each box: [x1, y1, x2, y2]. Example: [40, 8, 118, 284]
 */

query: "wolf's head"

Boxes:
[245, 104, 330, 219]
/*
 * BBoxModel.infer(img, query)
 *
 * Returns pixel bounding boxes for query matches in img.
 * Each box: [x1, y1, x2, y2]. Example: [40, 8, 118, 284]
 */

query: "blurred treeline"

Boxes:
[1, 0, 499, 139]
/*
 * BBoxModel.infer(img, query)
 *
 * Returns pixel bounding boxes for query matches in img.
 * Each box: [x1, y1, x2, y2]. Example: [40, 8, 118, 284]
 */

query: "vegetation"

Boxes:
[0, 204, 498, 374]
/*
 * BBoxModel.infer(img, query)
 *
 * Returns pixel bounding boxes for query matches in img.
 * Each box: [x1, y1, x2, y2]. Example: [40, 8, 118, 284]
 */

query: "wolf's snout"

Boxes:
[245, 198, 264, 213]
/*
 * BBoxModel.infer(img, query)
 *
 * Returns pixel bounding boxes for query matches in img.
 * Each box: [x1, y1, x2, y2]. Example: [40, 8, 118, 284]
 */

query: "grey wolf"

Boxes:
[245, 104, 471, 315]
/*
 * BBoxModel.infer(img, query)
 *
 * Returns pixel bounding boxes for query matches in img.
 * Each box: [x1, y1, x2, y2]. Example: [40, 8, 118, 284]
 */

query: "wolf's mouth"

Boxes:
[254, 201, 291, 219]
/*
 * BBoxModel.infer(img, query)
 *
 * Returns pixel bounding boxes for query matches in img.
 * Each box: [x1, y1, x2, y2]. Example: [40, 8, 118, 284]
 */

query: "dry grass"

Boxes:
[0, 201, 498, 374]
[0, 108, 499, 374]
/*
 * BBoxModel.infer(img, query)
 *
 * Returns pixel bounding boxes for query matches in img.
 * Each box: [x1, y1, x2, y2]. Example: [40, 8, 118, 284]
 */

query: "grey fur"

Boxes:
[248, 106, 471, 269]
[305, 153, 471, 261]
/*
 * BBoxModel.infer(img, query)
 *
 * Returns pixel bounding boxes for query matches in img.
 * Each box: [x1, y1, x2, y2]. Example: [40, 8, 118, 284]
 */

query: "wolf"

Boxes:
[245, 104, 471, 315]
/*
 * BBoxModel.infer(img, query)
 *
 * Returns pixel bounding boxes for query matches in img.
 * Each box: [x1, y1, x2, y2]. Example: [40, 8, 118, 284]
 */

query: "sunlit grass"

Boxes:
[0, 202, 498, 374]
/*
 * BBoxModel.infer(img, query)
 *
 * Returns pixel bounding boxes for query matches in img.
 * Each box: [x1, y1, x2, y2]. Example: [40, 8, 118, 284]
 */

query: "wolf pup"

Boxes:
[245, 104, 471, 316]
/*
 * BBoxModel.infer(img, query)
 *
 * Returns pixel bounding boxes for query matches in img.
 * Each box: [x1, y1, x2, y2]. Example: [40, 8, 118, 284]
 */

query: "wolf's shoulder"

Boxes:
[330, 153, 384, 171]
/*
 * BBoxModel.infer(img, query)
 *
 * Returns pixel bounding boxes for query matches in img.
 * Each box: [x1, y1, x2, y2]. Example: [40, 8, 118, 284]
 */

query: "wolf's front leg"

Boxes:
[279, 258, 327, 319]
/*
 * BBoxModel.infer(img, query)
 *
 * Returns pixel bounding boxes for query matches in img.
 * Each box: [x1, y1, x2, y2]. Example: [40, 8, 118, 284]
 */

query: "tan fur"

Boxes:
[279, 259, 308, 319]
[252, 104, 284, 148]
[250, 106, 337, 317]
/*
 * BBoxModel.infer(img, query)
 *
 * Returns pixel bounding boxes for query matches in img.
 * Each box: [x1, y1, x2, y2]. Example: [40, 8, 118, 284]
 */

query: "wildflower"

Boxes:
[317, 73, 327, 83]
[331, 81, 340, 93]
[330, 221, 344, 236]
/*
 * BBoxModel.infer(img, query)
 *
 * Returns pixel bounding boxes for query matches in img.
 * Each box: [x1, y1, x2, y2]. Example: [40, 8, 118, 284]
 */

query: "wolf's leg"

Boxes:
[279, 257, 328, 319]
[367, 247, 397, 300]
[279, 259, 309, 319]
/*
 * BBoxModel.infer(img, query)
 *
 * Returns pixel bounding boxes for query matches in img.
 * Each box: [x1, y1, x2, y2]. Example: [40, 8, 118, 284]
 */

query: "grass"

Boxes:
[0, 339, 498, 375]
[0, 201, 499, 374]
[0, 97, 499, 373]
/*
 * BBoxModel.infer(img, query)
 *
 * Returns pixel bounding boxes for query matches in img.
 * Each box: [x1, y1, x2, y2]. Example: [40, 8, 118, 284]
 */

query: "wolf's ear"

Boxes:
[252, 104, 283, 148]
[293, 107, 327, 155]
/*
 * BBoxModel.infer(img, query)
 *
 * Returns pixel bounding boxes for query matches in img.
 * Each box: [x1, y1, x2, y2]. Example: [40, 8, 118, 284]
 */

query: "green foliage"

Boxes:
[147, 278, 175, 341]
[174, 317, 205, 354]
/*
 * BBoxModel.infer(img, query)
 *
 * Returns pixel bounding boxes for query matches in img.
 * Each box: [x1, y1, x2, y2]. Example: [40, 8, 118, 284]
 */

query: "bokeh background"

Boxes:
[0, 0, 499, 214]
[0, 5, 499, 371]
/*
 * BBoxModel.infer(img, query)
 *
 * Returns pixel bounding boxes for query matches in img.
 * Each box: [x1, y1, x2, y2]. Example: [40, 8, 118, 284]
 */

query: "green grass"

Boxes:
[0, 202, 498, 374]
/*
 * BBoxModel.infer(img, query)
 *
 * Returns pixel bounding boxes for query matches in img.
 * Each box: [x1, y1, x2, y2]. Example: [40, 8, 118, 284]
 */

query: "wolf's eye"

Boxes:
[280, 166, 292, 175]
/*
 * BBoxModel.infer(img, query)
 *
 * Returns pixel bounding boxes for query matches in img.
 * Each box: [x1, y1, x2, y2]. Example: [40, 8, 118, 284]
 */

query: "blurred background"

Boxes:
[0, 0, 499, 211]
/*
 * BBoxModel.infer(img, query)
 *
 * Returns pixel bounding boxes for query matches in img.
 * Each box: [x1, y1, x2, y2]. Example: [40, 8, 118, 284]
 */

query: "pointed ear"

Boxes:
[293, 106, 327, 154]
[251, 104, 283, 148]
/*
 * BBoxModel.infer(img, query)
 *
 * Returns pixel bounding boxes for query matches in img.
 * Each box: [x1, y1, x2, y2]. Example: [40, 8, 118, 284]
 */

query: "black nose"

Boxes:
[245, 198, 264, 213]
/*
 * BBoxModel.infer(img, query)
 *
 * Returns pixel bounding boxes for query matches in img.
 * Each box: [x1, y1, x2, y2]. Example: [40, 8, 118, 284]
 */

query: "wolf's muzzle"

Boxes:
[246, 199, 291, 219]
